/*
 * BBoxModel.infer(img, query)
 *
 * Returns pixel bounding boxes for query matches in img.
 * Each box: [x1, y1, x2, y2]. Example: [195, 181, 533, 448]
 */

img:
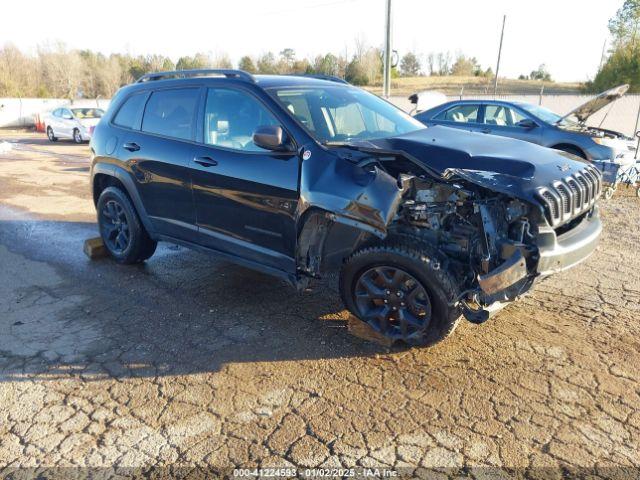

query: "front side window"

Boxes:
[484, 105, 527, 126]
[204, 88, 279, 151]
[436, 104, 480, 123]
[142, 88, 199, 140]
[269, 86, 423, 144]
[113, 93, 147, 129]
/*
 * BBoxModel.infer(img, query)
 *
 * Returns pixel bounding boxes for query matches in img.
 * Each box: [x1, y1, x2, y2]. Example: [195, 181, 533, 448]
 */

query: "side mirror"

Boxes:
[253, 125, 292, 152]
[516, 119, 538, 129]
[635, 130, 640, 139]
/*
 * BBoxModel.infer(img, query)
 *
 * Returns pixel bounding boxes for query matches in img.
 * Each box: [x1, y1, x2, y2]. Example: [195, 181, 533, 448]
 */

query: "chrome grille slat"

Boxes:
[536, 166, 602, 227]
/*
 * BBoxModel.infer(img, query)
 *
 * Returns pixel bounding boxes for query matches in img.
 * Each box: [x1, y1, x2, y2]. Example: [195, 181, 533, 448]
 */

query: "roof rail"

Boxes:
[289, 74, 349, 85]
[136, 69, 255, 84]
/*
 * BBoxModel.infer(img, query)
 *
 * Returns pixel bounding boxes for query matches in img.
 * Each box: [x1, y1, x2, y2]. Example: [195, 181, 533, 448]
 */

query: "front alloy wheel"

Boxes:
[73, 129, 83, 143]
[354, 266, 433, 341]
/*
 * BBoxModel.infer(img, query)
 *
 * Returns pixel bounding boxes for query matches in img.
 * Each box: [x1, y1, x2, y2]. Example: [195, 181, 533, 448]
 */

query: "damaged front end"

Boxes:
[300, 135, 602, 326]
[392, 173, 542, 324]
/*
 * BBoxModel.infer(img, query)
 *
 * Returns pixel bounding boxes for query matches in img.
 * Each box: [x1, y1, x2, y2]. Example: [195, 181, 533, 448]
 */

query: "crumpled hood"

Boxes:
[346, 125, 592, 204]
[559, 84, 629, 123]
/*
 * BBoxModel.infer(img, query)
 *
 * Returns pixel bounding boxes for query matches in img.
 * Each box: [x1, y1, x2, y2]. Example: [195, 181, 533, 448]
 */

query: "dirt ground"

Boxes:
[0, 131, 639, 479]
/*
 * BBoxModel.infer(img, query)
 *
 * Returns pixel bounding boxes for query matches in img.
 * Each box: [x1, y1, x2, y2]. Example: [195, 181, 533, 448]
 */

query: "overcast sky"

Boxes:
[2, 0, 623, 82]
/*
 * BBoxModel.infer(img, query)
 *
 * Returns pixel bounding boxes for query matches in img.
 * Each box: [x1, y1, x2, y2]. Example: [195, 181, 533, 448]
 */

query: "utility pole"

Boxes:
[383, 0, 392, 98]
[493, 14, 506, 97]
[598, 39, 607, 72]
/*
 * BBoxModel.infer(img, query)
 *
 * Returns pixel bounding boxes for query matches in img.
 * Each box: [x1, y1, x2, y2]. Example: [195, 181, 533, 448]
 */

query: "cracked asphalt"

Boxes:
[0, 131, 639, 478]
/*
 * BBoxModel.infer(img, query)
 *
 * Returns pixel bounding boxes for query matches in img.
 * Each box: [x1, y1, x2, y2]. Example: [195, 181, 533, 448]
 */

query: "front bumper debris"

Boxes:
[478, 250, 528, 295]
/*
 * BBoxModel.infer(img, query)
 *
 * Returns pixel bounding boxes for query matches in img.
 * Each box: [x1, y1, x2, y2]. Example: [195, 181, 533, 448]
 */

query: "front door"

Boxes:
[60, 108, 75, 138]
[190, 86, 300, 273]
[481, 104, 543, 144]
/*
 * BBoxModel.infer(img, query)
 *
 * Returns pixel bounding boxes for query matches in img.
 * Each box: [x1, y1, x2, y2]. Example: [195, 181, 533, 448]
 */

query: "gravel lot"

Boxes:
[1, 131, 639, 478]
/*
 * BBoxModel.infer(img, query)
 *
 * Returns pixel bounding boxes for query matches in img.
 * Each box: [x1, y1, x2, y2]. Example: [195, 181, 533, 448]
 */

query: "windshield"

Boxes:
[71, 108, 104, 119]
[518, 103, 576, 126]
[268, 86, 424, 144]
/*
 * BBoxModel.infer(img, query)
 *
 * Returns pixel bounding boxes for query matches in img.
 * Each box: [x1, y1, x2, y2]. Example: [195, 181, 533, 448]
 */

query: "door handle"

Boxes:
[194, 156, 218, 167]
[123, 142, 140, 152]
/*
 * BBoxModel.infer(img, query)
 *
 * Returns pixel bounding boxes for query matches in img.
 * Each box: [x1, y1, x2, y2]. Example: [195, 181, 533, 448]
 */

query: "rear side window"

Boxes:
[436, 104, 480, 123]
[113, 93, 147, 129]
[142, 88, 199, 141]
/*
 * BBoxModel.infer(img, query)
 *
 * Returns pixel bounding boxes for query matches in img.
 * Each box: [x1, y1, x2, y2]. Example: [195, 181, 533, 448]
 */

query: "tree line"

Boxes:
[588, 0, 640, 92]
[1, 41, 543, 99]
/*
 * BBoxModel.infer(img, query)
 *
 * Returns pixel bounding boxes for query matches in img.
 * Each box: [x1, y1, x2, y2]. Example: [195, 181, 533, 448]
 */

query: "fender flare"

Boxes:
[92, 162, 157, 236]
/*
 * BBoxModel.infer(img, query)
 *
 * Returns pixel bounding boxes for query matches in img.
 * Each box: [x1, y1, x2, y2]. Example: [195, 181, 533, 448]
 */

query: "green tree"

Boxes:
[529, 64, 552, 81]
[589, 0, 640, 92]
[311, 53, 339, 76]
[176, 53, 209, 70]
[238, 56, 257, 73]
[257, 52, 277, 74]
[450, 54, 479, 76]
[609, 0, 640, 46]
[399, 52, 421, 76]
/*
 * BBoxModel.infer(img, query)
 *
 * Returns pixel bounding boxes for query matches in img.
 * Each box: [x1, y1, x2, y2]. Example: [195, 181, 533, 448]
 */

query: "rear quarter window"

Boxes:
[113, 93, 148, 129]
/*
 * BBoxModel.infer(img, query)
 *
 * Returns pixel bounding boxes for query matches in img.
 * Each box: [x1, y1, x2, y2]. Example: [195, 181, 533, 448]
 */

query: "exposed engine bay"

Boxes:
[389, 174, 540, 321]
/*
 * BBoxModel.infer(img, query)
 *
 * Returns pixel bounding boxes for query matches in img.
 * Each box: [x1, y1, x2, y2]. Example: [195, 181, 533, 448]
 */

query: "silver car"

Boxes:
[413, 85, 638, 165]
[45, 107, 104, 143]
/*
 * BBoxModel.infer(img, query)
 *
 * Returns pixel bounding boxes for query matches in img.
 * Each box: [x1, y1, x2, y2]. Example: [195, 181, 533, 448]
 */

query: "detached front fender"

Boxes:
[300, 158, 406, 238]
[295, 151, 408, 278]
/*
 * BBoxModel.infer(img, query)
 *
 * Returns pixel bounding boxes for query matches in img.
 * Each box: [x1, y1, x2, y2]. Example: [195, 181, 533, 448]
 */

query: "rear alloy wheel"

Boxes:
[340, 241, 461, 347]
[97, 186, 157, 264]
[101, 200, 130, 254]
[73, 128, 83, 144]
[46, 127, 57, 142]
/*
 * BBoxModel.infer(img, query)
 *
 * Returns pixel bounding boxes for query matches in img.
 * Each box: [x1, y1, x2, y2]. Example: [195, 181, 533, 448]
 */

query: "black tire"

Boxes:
[339, 240, 461, 347]
[555, 145, 586, 159]
[97, 186, 157, 264]
[46, 127, 57, 142]
[72, 128, 83, 144]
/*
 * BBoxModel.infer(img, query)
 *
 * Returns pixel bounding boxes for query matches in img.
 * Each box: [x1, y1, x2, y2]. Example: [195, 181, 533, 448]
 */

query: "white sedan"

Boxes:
[44, 107, 104, 143]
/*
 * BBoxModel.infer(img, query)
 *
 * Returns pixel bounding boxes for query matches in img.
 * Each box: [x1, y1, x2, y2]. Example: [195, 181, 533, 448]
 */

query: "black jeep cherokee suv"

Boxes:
[90, 69, 603, 346]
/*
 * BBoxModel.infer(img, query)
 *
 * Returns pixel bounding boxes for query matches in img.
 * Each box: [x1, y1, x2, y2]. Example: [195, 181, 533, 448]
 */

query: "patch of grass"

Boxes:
[364, 76, 583, 96]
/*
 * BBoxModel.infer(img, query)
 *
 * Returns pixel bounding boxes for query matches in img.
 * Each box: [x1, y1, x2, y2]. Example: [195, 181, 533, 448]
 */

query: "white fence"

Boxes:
[2, 94, 640, 138]
[0, 98, 110, 128]
[389, 94, 640, 138]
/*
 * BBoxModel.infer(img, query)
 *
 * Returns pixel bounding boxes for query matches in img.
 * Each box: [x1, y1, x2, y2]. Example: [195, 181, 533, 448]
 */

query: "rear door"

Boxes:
[115, 87, 200, 241]
[480, 103, 542, 144]
[190, 86, 300, 273]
